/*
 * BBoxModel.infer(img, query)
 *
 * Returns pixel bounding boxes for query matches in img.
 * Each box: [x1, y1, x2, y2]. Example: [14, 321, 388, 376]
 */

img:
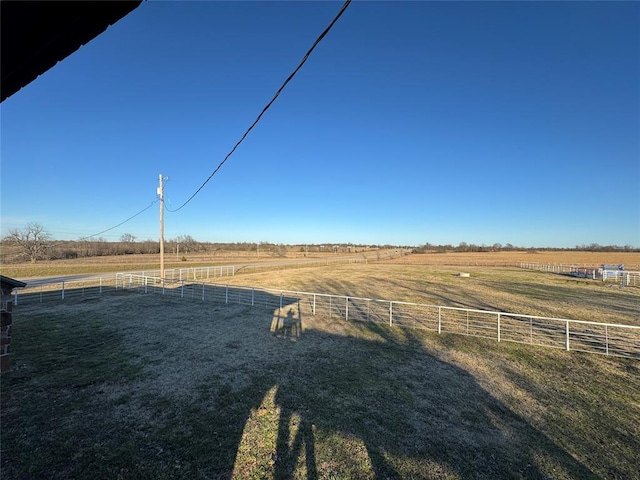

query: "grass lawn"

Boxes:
[2, 284, 639, 479]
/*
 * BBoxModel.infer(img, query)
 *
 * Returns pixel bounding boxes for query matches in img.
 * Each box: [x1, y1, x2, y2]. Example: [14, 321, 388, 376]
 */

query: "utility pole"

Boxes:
[157, 174, 165, 283]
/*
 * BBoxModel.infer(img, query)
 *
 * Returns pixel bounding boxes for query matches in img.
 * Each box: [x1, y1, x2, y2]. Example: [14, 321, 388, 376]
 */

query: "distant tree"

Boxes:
[141, 239, 159, 254]
[175, 235, 198, 253]
[272, 244, 287, 258]
[94, 237, 110, 256]
[120, 233, 137, 243]
[5, 222, 52, 263]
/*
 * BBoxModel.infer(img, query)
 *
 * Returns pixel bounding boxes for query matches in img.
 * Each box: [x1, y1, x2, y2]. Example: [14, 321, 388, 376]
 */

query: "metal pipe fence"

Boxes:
[115, 274, 639, 359]
[13, 278, 117, 304]
[520, 263, 640, 287]
[13, 274, 640, 360]
[122, 265, 236, 282]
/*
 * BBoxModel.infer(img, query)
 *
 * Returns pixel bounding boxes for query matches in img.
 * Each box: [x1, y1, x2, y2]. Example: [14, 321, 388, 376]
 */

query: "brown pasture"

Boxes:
[388, 251, 640, 269]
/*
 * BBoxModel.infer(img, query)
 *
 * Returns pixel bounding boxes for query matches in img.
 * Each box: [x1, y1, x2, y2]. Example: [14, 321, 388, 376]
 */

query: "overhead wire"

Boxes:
[81, 200, 158, 239]
[166, 0, 352, 212]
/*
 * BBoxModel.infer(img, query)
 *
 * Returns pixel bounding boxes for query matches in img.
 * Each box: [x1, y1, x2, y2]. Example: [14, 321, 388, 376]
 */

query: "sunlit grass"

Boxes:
[3, 291, 638, 479]
[220, 263, 640, 326]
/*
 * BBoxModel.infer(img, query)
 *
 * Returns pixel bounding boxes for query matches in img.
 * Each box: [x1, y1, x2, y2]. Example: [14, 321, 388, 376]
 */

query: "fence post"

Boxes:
[605, 325, 609, 356]
[438, 307, 442, 334]
[13, 290, 18, 306]
[565, 321, 570, 351]
[181, 281, 184, 298]
[61, 282, 65, 300]
[530, 318, 533, 344]
[312, 294, 316, 315]
[202, 283, 205, 301]
[251, 288, 255, 307]
[99, 278, 103, 294]
[389, 301, 393, 326]
[280, 292, 283, 310]
[345, 297, 349, 321]
[497, 313, 501, 342]
[225, 285, 229, 304]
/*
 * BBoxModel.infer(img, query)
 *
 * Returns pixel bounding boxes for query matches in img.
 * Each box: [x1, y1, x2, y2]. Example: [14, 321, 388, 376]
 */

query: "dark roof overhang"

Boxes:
[0, 275, 27, 289]
[1, 0, 142, 102]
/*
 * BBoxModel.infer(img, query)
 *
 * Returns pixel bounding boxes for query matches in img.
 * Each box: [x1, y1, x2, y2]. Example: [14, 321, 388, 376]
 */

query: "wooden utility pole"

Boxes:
[158, 174, 165, 283]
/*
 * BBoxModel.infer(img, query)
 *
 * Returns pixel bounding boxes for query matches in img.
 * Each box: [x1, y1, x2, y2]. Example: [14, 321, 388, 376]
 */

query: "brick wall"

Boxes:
[1, 293, 13, 373]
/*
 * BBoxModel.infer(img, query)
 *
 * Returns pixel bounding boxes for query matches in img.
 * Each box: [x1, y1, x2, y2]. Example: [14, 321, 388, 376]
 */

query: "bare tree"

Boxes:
[5, 222, 52, 263]
[175, 235, 198, 253]
[120, 233, 137, 243]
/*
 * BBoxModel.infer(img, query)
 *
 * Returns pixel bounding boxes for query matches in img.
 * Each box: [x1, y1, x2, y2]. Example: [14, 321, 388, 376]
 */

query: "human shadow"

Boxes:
[271, 307, 302, 341]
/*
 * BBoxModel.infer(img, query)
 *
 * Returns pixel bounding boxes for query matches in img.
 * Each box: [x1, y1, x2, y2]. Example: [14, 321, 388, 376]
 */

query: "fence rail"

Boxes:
[121, 265, 236, 281]
[115, 275, 639, 359]
[13, 274, 640, 360]
[13, 278, 117, 304]
[520, 263, 640, 287]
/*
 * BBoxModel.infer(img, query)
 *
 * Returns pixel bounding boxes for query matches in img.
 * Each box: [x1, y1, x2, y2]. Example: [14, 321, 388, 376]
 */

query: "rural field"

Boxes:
[390, 251, 640, 269]
[2, 254, 639, 479]
[218, 261, 640, 327]
[2, 249, 639, 280]
[0, 248, 388, 280]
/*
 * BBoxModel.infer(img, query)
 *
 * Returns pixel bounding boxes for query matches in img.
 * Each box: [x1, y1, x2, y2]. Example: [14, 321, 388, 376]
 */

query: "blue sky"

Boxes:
[1, 1, 639, 248]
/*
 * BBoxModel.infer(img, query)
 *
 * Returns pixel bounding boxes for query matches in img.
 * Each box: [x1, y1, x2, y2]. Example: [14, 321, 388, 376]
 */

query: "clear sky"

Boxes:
[1, 1, 639, 248]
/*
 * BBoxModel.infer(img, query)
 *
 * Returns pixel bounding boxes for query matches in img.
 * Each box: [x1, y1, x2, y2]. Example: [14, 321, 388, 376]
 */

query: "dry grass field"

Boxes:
[3, 249, 638, 280]
[2, 286, 639, 480]
[390, 251, 640, 269]
[3, 254, 640, 480]
[0, 249, 380, 279]
[0, 252, 266, 279]
[217, 263, 640, 327]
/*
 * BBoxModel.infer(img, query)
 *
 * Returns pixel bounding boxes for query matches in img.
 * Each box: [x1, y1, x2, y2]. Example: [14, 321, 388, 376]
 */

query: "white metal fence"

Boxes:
[520, 263, 640, 287]
[13, 278, 116, 303]
[13, 274, 640, 360]
[117, 256, 378, 282]
[123, 265, 236, 282]
[115, 274, 640, 360]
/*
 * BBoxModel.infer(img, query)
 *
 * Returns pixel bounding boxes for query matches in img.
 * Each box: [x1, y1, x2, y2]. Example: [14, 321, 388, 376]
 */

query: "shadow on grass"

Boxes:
[152, 289, 600, 479]
[3, 290, 604, 479]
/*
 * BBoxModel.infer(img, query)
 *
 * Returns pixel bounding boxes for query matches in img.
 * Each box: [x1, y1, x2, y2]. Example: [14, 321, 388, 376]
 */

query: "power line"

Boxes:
[167, 0, 352, 212]
[81, 200, 158, 239]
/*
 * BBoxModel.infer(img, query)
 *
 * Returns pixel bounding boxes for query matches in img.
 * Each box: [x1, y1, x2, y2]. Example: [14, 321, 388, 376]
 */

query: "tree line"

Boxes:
[2, 222, 637, 264]
[1, 223, 379, 263]
[1, 223, 205, 263]
[412, 242, 639, 254]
